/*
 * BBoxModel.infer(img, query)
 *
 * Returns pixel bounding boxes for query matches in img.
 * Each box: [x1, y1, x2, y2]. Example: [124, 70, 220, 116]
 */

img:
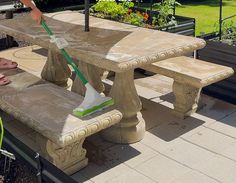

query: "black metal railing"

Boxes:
[2, 129, 78, 183]
[219, 0, 236, 40]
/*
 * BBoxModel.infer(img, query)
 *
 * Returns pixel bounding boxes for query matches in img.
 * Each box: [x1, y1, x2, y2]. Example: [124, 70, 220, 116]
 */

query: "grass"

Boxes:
[137, 0, 236, 36]
[175, 0, 236, 35]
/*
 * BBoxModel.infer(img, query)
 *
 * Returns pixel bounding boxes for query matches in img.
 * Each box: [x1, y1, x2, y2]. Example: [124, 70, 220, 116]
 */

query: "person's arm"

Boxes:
[20, 0, 43, 24]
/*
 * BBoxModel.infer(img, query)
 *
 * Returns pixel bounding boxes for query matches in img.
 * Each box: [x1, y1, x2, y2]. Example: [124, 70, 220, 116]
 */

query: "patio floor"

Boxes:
[1, 46, 236, 183]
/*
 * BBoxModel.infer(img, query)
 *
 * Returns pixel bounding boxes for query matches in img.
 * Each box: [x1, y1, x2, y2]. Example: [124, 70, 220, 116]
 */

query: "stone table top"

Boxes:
[0, 11, 206, 72]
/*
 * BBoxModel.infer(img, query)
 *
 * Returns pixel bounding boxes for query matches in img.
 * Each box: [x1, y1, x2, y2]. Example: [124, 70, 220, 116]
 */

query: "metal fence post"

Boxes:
[85, 0, 90, 32]
[219, 0, 222, 40]
[35, 153, 42, 183]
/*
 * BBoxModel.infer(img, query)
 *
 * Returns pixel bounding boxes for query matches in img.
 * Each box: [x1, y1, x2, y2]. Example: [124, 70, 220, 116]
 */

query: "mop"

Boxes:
[41, 20, 114, 117]
[0, 118, 16, 160]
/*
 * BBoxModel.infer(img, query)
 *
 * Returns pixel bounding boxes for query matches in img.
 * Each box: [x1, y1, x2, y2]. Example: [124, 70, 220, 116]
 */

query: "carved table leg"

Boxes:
[71, 61, 105, 96]
[172, 81, 202, 119]
[41, 49, 71, 87]
[101, 70, 145, 143]
[36, 135, 88, 175]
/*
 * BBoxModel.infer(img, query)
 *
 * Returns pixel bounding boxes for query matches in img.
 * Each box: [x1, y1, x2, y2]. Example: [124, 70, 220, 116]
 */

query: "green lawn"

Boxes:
[175, 0, 236, 35]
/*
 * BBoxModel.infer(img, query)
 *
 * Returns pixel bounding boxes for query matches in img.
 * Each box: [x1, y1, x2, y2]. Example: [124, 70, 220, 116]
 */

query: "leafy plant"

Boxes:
[124, 12, 145, 26]
[91, 0, 180, 28]
[221, 21, 236, 40]
[213, 20, 236, 46]
[91, 0, 134, 19]
[152, 0, 180, 27]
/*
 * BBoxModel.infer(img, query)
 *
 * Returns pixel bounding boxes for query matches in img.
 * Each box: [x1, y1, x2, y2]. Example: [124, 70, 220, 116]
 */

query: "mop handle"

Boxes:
[0, 118, 3, 149]
[41, 20, 88, 85]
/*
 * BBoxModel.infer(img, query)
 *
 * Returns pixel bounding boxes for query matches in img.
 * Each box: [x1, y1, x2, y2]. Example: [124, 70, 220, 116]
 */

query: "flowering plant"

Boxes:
[91, 0, 178, 28]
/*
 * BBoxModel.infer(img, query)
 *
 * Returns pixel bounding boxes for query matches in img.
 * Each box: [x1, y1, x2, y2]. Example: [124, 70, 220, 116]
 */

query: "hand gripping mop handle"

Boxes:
[41, 20, 88, 85]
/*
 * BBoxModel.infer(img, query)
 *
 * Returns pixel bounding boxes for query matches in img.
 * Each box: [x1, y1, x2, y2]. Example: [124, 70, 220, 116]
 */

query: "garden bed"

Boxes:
[197, 35, 236, 105]
[89, 1, 195, 36]
[131, 7, 195, 36]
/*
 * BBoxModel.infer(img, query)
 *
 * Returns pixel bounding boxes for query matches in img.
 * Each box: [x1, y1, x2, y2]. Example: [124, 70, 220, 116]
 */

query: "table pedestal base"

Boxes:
[71, 61, 104, 96]
[102, 70, 145, 143]
[102, 112, 145, 143]
[41, 49, 71, 87]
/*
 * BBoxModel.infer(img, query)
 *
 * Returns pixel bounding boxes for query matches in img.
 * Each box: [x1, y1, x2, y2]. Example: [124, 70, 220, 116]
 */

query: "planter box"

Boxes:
[90, 7, 195, 36]
[159, 15, 195, 36]
[133, 7, 195, 36]
[197, 39, 236, 104]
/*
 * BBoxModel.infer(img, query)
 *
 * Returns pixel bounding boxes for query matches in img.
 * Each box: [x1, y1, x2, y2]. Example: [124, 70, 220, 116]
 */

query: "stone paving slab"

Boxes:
[103, 142, 158, 168]
[159, 138, 217, 169]
[79, 163, 134, 183]
[134, 154, 191, 183]
[193, 154, 236, 183]
[171, 170, 219, 183]
[182, 126, 235, 154]
[207, 112, 236, 138]
[106, 168, 156, 183]
[197, 95, 236, 121]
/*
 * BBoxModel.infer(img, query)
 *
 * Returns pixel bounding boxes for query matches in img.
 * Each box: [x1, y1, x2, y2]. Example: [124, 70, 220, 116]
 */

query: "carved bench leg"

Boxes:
[71, 61, 105, 96]
[36, 135, 88, 175]
[172, 81, 202, 119]
[41, 49, 71, 87]
[101, 70, 145, 143]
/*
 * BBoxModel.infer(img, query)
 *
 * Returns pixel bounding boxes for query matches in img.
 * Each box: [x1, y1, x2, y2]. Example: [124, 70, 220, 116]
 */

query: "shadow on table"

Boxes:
[32, 47, 48, 57]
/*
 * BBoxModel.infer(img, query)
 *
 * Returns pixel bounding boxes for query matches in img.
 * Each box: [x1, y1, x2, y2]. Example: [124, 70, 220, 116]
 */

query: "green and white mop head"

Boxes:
[73, 83, 114, 117]
[41, 20, 114, 118]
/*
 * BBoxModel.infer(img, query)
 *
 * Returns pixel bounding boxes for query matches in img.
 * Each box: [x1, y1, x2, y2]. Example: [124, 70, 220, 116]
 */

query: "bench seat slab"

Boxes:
[0, 84, 122, 174]
[143, 56, 234, 88]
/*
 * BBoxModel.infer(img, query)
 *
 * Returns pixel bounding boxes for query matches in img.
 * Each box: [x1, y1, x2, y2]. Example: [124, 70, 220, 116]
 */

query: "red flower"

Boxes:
[143, 13, 149, 21]
[128, 9, 132, 13]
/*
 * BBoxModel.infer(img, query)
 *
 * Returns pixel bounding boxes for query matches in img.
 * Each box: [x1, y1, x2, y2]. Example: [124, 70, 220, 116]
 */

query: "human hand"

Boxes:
[30, 7, 43, 24]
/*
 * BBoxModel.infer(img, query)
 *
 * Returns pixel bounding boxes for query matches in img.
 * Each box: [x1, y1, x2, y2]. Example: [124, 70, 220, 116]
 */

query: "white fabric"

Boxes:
[74, 83, 112, 112]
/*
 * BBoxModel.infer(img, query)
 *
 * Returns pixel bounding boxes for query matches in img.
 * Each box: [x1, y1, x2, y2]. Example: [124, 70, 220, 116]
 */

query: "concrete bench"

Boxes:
[142, 56, 234, 119]
[0, 68, 122, 175]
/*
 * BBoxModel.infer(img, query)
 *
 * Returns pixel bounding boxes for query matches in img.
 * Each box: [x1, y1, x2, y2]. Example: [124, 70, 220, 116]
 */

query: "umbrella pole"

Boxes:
[219, 0, 222, 40]
[85, 0, 90, 32]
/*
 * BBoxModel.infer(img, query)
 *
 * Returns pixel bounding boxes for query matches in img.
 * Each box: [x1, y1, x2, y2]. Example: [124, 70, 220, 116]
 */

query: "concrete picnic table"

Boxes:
[0, 11, 206, 143]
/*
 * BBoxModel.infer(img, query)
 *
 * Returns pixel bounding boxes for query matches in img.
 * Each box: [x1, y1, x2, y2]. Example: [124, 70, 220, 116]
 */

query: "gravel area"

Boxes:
[0, 152, 37, 183]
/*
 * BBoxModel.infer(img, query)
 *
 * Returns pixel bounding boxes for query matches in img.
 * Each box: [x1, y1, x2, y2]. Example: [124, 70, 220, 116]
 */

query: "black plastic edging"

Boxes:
[3, 129, 78, 183]
[197, 40, 236, 105]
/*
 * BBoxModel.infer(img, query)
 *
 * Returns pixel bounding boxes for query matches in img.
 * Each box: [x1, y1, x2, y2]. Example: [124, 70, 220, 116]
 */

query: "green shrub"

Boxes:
[91, 0, 134, 19]
[124, 12, 144, 26]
